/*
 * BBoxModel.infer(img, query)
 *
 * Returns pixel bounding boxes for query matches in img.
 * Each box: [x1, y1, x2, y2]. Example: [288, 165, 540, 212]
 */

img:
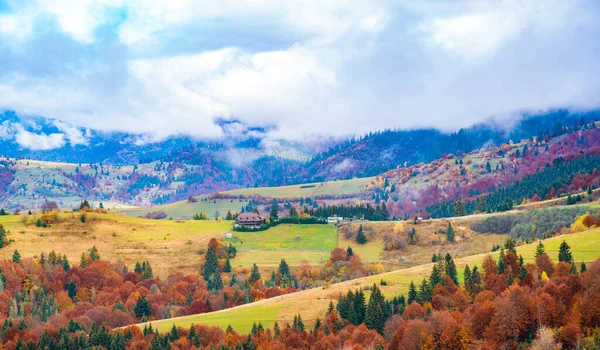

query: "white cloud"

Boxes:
[14, 125, 66, 150]
[54, 120, 89, 146]
[0, 0, 599, 142]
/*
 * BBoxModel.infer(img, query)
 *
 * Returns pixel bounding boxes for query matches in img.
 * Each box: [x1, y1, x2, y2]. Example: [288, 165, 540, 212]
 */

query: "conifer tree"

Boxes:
[407, 281, 417, 304]
[354, 290, 366, 324]
[0, 225, 6, 248]
[558, 240, 573, 263]
[356, 225, 367, 244]
[347, 246, 353, 256]
[12, 250, 20, 263]
[445, 253, 459, 285]
[535, 241, 546, 257]
[446, 222, 455, 242]
[365, 284, 387, 334]
[270, 199, 279, 221]
[80, 253, 88, 268]
[418, 278, 432, 303]
[454, 200, 467, 217]
[580, 261, 587, 273]
[67, 280, 77, 299]
[498, 249, 506, 274]
[203, 245, 219, 281]
[88, 246, 100, 261]
[430, 263, 442, 288]
[224, 258, 232, 273]
[249, 263, 261, 283]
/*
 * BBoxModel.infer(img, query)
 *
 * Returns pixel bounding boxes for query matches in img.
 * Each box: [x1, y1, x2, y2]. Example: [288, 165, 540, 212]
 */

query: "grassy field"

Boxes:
[222, 177, 374, 198]
[141, 228, 600, 333]
[0, 213, 233, 277]
[229, 224, 337, 251]
[118, 177, 373, 219]
[118, 199, 246, 220]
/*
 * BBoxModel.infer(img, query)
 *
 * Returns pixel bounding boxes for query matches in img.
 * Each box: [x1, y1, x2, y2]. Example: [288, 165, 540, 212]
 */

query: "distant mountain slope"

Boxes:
[0, 109, 598, 209]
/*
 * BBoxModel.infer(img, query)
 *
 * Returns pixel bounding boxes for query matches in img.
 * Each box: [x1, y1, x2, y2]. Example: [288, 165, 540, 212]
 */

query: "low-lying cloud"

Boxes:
[0, 0, 599, 142]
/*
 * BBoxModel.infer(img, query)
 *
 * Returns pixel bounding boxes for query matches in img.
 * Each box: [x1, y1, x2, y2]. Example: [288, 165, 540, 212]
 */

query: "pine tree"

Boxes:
[12, 250, 20, 263]
[407, 281, 417, 304]
[498, 249, 506, 274]
[80, 214, 86, 223]
[80, 253, 88, 268]
[327, 301, 335, 314]
[278, 259, 291, 281]
[446, 222, 455, 242]
[356, 225, 367, 244]
[418, 278, 432, 303]
[365, 285, 387, 334]
[580, 261, 587, 273]
[36, 218, 42, 227]
[445, 253, 458, 285]
[88, 246, 100, 261]
[133, 295, 152, 318]
[535, 241, 546, 257]
[347, 246, 353, 256]
[224, 258, 232, 273]
[454, 200, 467, 217]
[249, 263, 261, 283]
[188, 324, 201, 347]
[354, 290, 366, 324]
[558, 240, 573, 263]
[463, 265, 474, 293]
[270, 199, 279, 221]
[0, 225, 6, 248]
[203, 245, 219, 281]
[67, 280, 77, 299]
[430, 263, 442, 288]
[505, 238, 516, 255]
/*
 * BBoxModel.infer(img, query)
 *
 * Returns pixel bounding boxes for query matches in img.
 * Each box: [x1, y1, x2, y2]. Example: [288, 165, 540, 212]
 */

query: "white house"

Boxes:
[327, 217, 343, 223]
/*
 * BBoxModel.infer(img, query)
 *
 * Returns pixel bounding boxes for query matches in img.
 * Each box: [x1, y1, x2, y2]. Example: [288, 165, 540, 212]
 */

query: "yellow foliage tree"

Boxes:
[541, 271, 549, 281]
[570, 214, 589, 233]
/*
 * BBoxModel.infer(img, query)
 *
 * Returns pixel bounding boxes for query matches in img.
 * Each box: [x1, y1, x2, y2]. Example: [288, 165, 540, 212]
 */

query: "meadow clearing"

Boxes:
[142, 228, 600, 333]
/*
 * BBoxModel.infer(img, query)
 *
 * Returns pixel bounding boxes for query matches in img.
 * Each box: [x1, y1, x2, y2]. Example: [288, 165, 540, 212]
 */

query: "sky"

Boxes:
[1, 0, 599, 144]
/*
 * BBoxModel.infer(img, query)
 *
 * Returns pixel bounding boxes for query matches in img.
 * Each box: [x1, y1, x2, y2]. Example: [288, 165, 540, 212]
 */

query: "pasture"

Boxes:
[140, 228, 600, 334]
[222, 177, 374, 198]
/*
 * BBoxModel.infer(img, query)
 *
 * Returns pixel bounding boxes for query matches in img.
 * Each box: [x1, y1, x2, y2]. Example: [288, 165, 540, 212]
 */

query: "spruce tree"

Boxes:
[356, 225, 367, 244]
[89, 246, 100, 261]
[0, 225, 6, 248]
[535, 241, 546, 257]
[278, 259, 290, 280]
[580, 261, 587, 273]
[67, 280, 77, 299]
[12, 250, 20, 263]
[445, 253, 459, 285]
[249, 263, 261, 283]
[446, 222, 455, 242]
[365, 285, 386, 334]
[133, 295, 152, 318]
[454, 200, 466, 217]
[354, 290, 366, 324]
[347, 246, 353, 256]
[418, 278, 432, 303]
[80, 253, 88, 268]
[203, 245, 219, 281]
[558, 240, 573, 263]
[407, 281, 417, 304]
[498, 249, 506, 274]
[430, 263, 442, 288]
[224, 258, 232, 273]
[463, 265, 473, 293]
[270, 199, 279, 221]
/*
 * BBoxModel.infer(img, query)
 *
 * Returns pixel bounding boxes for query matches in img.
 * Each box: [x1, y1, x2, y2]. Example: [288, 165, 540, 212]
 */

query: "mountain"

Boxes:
[0, 109, 598, 209]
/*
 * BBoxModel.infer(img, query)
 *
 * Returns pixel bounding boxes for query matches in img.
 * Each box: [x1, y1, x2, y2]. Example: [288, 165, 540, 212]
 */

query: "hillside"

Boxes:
[138, 228, 600, 333]
[1, 110, 598, 210]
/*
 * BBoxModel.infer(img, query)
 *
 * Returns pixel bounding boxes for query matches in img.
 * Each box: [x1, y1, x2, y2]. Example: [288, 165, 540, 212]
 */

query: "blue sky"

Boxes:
[1, 0, 599, 142]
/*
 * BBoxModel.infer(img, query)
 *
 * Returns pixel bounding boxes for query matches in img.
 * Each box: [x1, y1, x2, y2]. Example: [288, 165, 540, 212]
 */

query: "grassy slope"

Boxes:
[0, 213, 233, 277]
[141, 228, 600, 333]
[222, 177, 374, 198]
[118, 177, 373, 219]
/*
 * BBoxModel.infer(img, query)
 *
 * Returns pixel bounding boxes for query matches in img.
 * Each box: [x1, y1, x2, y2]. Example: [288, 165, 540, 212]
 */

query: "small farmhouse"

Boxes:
[236, 212, 263, 227]
[327, 216, 343, 223]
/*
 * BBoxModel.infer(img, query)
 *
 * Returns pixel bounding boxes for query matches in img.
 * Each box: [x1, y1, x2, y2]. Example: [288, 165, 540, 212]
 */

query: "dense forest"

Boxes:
[423, 153, 600, 218]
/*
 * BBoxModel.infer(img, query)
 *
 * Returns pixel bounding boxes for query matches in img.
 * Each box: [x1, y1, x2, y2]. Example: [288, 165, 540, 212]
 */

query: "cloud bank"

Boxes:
[0, 0, 599, 141]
